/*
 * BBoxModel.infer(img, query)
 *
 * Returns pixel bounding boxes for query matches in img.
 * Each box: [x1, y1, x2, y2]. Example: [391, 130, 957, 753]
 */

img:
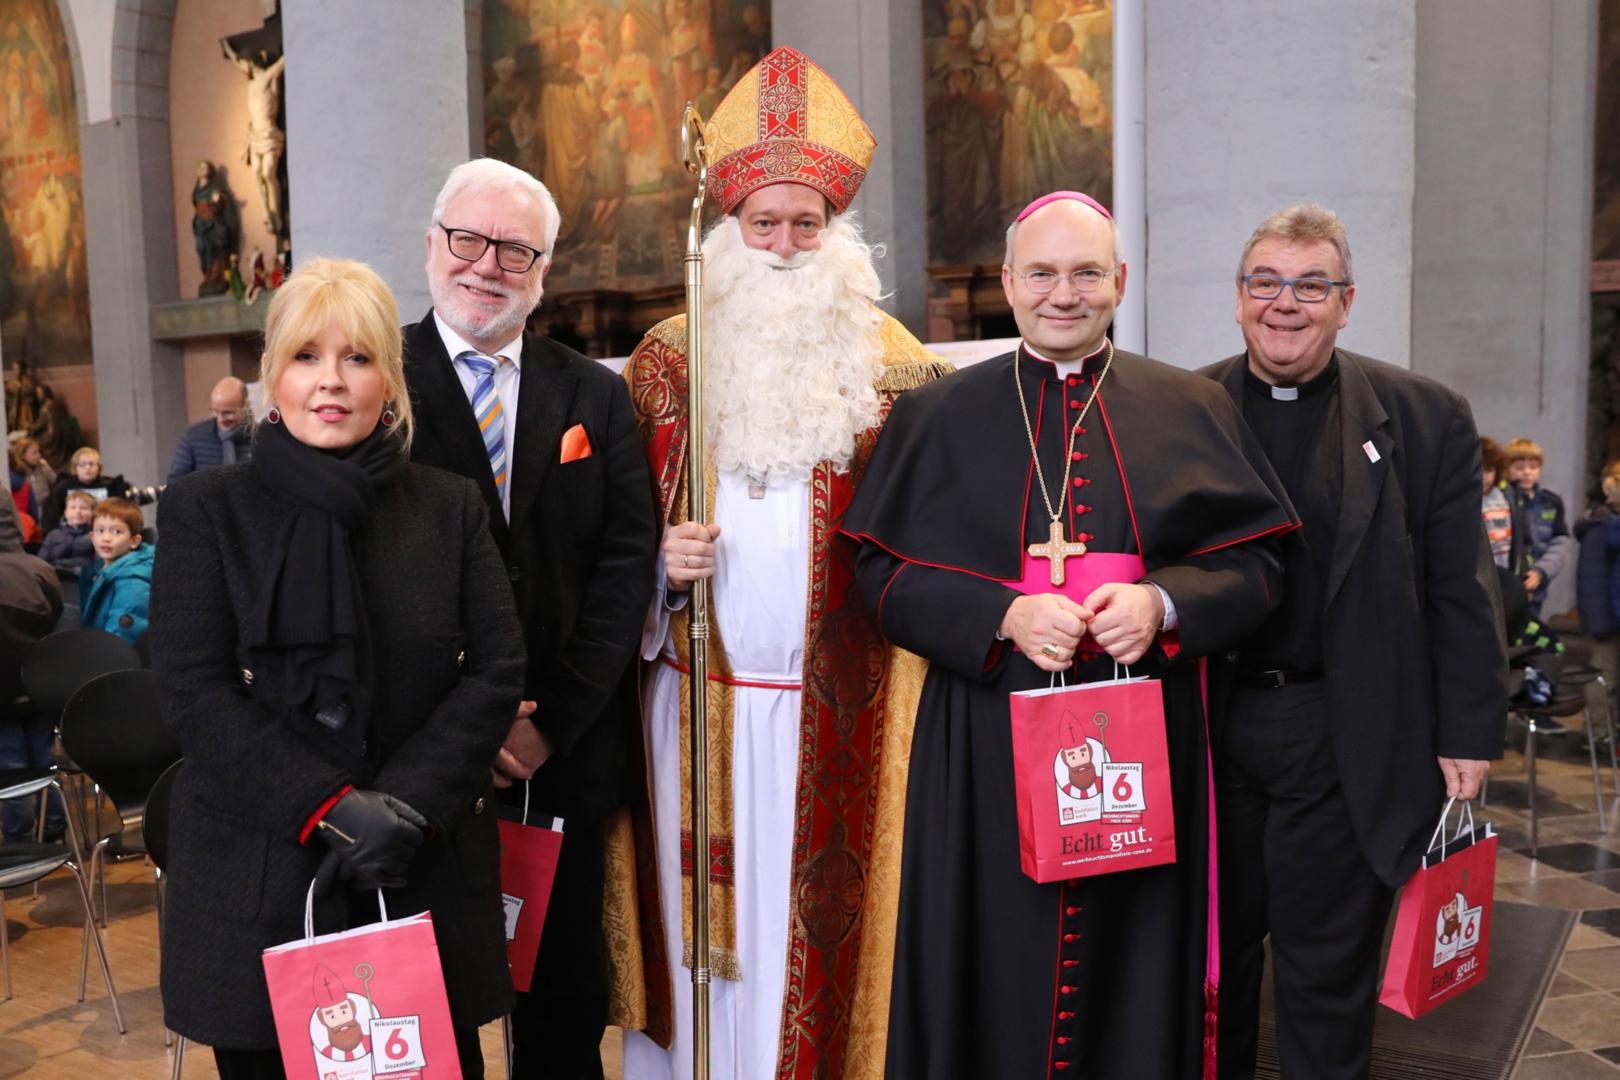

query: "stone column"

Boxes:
[1412, 0, 1598, 614]
[770, 0, 929, 335]
[77, 0, 188, 488]
[1144, 4, 1417, 368]
[282, 0, 472, 319]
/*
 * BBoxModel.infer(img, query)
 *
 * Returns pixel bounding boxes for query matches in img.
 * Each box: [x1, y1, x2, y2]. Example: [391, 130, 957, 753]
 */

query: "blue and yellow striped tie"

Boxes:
[460, 351, 508, 501]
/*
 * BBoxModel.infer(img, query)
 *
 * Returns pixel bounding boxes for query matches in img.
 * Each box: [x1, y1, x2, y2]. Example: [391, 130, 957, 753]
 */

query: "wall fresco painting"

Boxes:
[0, 0, 90, 369]
[923, 0, 1113, 267]
[482, 0, 770, 293]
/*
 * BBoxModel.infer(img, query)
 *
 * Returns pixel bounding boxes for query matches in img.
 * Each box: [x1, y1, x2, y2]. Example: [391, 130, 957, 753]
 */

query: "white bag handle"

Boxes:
[1424, 797, 1477, 863]
[522, 778, 531, 827]
[303, 879, 390, 940]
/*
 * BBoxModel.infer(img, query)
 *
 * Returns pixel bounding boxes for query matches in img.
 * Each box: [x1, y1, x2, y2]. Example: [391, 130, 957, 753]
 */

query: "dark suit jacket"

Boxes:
[151, 462, 526, 1048]
[1203, 350, 1507, 885]
[402, 313, 658, 820]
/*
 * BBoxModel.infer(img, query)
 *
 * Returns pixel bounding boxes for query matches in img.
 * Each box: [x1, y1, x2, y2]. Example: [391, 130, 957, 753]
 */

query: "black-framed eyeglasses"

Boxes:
[438, 224, 546, 274]
[1242, 274, 1349, 303]
[1010, 267, 1115, 295]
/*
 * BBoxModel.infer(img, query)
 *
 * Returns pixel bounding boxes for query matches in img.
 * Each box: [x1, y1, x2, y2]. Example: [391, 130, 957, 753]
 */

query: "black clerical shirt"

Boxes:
[1240, 357, 1341, 673]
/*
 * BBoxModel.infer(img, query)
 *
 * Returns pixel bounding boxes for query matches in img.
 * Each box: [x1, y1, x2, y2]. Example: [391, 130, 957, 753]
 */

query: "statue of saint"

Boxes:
[220, 39, 288, 238]
[191, 160, 238, 297]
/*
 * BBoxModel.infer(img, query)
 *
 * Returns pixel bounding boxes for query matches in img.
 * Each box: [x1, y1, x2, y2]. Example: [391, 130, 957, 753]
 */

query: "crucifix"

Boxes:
[1028, 520, 1087, 586]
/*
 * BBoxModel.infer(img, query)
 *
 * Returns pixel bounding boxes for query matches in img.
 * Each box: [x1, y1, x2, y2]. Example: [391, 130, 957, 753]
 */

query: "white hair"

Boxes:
[700, 214, 886, 485]
[429, 158, 561, 266]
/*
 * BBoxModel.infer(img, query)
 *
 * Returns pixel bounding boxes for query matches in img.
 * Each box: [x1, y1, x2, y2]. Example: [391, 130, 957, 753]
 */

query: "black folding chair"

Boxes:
[19, 629, 141, 718]
[0, 766, 124, 1031]
[58, 669, 182, 925]
[16, 628, 142, 871]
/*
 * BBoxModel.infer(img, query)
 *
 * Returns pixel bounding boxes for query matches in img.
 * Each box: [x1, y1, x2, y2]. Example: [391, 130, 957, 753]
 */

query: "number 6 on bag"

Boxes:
[1379, 797, 1497, 1018]
[262, 882, 462, 1079]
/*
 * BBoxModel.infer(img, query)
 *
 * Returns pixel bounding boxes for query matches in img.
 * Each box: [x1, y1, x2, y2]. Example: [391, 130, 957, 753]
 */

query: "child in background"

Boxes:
[1480, 437, 1515, 570]
[1503, 437, 1572, 614]
[39, 446, 134, 531]
[1575, 462, 1620, 749]
[81, 497, 153, 645]
[39, 489, 97, 572]
[12, 437, 56, 509]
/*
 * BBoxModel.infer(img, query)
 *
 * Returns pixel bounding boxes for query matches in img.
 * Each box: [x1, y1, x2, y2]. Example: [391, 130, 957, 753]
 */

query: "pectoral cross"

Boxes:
[1028, 519, 1087, 586]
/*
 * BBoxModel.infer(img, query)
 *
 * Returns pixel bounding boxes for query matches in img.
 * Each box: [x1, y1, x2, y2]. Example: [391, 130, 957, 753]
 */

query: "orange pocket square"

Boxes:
[560, 423, 593, 463]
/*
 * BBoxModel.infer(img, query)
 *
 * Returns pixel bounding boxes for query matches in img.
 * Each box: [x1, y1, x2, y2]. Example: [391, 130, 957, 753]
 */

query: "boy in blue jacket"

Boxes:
[1504, 437, 1572, 614]
[82, 497, 153, 645]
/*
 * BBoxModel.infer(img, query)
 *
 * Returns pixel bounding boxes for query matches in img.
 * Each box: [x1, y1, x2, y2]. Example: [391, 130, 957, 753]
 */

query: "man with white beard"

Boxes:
[615, 47, 950, 1080]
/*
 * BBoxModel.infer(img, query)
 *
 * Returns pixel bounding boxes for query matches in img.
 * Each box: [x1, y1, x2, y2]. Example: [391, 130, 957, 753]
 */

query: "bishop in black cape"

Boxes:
[841, 344, 1297, 1079]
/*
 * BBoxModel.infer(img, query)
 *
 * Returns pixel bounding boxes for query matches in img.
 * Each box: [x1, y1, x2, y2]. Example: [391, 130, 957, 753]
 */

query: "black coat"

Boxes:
[1204, 350, 1507, 885]
[402, 313, 659, 821]
[151, 462, 526, 1049]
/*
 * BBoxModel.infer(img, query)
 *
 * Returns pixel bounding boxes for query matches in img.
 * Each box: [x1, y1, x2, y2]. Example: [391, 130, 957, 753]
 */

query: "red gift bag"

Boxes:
[1009, 671, 1176, 883]
[1380, 798, 1497, 1018]
[263, 885, 461, 1080]
[499, 782, 565, 991]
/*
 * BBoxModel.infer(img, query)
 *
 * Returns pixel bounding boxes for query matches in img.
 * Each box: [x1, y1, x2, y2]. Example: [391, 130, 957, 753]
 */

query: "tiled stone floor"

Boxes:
[1482, 724, 1620, 1078]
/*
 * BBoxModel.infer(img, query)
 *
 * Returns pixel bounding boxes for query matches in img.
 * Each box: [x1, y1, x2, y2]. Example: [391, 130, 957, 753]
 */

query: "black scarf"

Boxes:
[246, 419, 403, 751]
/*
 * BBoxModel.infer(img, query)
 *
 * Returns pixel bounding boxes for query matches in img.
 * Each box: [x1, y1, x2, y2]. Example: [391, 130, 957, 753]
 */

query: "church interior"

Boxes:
[2, 0, 1620, 1077]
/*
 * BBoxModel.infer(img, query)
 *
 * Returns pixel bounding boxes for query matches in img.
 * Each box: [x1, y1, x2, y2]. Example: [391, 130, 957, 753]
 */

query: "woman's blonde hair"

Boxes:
[261, 257, 413, 448]
[70, 446, 101, 468]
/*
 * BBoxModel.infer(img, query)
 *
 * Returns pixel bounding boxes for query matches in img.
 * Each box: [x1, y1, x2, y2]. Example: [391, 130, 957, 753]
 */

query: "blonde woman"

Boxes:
[152, 258, 524, 1078]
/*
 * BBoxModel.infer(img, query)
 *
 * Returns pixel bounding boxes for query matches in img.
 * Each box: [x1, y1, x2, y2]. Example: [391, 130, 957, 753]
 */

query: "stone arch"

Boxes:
[53, 0, 186, 485]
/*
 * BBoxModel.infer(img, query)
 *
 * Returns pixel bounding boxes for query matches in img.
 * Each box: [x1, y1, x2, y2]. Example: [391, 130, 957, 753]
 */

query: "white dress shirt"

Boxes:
[433, 312, 524, 519]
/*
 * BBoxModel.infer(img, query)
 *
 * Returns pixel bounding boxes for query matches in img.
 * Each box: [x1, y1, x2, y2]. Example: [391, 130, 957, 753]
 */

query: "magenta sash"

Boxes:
[1009, 551, 1146, 651]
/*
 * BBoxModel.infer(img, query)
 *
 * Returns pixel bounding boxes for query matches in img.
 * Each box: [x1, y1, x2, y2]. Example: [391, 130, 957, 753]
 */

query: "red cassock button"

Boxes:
[1067, 375, 1079, 385]
[1070, 451, 1083, 461]
[1066, 906, 1081, 915]
[1059, 1010, 1076, 1020]
[1062, 959, 1079, 968]
[1053, 1063, 1071, 1071]
[1078, 533, 1094, 543]
[1073, 478, 1084, 488]
[1078, 427, 1087, 436]
[1063, 933, 1079, 942]
[1060, 985, 1076, 995]
[1057, 1037, 1073, 1045]
[1078, 504, 1092, 514]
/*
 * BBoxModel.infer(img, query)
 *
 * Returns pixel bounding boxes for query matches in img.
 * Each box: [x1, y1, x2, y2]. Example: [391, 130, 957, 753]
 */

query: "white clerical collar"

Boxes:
[433, 310, 525, 369]
[1021, 340, 1108, 381]
[1270, 385, 1299, 401]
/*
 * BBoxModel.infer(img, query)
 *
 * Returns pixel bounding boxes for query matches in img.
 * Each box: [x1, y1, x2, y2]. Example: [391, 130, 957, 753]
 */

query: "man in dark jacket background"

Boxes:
[166, 376, 253, 483]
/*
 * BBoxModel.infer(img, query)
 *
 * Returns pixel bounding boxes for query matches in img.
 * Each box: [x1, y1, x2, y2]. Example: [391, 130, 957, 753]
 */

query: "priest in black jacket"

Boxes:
[403, 158, 658, 1079]
[1202, 203, 1505, 1080]
[843, 192, 1297, 1079]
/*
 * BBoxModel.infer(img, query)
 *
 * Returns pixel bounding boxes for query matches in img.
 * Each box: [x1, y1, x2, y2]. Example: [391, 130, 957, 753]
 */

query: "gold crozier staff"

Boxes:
[678, 100, 713, 1080]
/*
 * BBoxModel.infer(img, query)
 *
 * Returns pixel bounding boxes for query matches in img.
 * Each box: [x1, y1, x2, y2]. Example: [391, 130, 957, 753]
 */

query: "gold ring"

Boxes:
[684, 555, 693, 568]
[1040, 643, 1061, 659]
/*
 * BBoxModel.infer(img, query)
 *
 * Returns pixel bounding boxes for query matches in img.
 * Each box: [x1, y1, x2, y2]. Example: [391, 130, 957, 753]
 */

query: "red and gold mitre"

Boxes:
[703, 46, 876, 215]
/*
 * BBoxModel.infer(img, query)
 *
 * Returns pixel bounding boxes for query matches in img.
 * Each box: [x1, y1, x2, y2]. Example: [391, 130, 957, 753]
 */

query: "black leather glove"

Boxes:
[312, 789, 428, 894]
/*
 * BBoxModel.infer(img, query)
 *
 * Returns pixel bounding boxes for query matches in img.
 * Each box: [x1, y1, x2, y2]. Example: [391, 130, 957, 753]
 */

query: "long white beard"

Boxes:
[700, 214, 885, 486]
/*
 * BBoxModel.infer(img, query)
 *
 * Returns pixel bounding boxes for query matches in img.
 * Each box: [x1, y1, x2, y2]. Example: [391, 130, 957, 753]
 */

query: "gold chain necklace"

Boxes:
[1014, 340, 1115, 585]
